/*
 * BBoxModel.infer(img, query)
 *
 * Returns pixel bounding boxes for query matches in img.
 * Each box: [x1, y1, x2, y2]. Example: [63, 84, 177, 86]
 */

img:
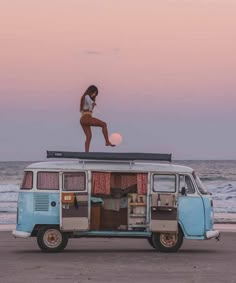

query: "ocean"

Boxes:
[0, 160, 236, 225]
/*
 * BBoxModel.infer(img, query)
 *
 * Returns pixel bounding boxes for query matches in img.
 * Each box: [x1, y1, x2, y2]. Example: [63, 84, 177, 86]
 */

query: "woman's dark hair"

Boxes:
[80, 85, 98, 112]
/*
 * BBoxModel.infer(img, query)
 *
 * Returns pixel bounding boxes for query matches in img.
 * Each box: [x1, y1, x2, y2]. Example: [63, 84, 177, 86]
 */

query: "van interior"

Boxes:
[90, 172, 147, 231]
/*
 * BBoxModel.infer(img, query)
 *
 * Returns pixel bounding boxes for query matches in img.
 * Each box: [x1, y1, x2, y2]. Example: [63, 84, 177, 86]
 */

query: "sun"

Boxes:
[109, 133, 123, 145]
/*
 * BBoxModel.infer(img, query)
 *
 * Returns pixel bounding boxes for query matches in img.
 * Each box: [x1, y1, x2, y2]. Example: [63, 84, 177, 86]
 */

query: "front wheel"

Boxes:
[37, 226, 68, 253]
[152, 229, 183, 253]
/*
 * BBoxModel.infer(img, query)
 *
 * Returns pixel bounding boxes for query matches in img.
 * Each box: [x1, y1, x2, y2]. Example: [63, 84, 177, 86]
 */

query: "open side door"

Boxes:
[150, 173, 178, 233]
[60, 171, 90, 231]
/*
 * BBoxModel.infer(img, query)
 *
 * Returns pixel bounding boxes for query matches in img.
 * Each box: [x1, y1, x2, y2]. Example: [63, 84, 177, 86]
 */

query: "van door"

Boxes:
[60, 171, 90, 231]
[150, 173, 178, 233]
[178, 174, 205, 236]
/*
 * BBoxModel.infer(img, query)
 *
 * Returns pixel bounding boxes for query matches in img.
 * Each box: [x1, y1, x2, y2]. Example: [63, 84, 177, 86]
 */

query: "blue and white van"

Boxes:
[12, 151, 220, 252]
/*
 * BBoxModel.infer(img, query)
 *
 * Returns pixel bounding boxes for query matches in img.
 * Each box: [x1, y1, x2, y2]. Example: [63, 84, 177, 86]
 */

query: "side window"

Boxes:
[63, 172, 86, 191]
[21, 171, 33, 190]
[179, 175, 195, 194]
[153, 174, 176, 193]
[37, 172, 59, 190]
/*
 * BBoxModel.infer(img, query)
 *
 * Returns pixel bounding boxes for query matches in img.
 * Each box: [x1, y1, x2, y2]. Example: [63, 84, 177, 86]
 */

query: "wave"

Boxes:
[0, 191, 19, 194]
[201, 176, 231, 181]
[0, 213, 17, 224]
[0, 200, 17, 203]
[0, 208, 17, 213]
[0, 193, 18, 202]
[0, 184, 19, 192]
[0, 210, 16, 213]
[206, 181, 236, 191]
[225, 196, 236, 200]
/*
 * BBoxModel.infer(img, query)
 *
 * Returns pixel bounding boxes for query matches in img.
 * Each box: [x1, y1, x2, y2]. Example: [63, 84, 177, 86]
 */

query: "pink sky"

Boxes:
[0, 0, 236, 160]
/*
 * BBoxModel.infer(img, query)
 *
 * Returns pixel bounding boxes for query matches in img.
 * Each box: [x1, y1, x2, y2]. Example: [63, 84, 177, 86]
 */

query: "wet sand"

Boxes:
[0, 231, 236, 283]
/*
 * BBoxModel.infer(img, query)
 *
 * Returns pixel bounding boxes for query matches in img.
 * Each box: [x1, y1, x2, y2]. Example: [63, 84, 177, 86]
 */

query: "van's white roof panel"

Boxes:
[26, 160, 193, 173]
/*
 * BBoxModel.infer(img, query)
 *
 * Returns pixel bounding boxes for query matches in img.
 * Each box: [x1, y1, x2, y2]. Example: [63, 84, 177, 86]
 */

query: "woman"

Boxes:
[80, 85, 115, 152]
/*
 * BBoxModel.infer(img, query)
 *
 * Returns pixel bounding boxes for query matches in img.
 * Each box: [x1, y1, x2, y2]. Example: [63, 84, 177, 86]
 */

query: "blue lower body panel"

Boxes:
[16, 192, 60, 233]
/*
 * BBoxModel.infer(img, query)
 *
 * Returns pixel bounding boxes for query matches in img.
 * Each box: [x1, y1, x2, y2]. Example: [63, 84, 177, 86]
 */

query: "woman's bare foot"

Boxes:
[106, 142, 116, 147]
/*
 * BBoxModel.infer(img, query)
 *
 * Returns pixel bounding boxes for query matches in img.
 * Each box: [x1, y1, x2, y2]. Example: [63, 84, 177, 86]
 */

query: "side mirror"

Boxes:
[181, 187, 187, 196]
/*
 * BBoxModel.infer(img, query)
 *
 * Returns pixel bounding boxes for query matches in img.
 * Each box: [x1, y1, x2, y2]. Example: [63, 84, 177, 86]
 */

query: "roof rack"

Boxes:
[46, 151, 172, 162]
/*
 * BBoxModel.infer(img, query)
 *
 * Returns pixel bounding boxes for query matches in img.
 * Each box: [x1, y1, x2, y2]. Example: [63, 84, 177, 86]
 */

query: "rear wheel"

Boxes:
[37, 226, 68, 253]
[152, 229, 183, 253]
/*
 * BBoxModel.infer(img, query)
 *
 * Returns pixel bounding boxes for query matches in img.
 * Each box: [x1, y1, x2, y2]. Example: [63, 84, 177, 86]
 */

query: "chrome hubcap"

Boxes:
[43, 229, 62, 248]
[160, 233, 178, 248]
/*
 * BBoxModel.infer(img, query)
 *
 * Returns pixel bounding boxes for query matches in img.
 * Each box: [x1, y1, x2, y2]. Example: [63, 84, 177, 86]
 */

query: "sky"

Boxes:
[0, 0, 236, 161]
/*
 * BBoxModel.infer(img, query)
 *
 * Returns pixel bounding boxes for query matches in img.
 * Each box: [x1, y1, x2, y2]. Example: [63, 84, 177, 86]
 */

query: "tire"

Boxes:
[152, 229, 184, 253]
[37, 226, 68, 253]
[147, 237, 155, 249]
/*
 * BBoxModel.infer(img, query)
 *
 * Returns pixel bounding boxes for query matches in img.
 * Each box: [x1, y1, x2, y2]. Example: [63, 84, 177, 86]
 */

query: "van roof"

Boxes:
[26, 160, 193, 174]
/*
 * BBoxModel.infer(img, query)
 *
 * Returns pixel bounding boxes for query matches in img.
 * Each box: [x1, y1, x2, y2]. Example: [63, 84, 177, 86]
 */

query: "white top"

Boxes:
[82, 95, 94, 112]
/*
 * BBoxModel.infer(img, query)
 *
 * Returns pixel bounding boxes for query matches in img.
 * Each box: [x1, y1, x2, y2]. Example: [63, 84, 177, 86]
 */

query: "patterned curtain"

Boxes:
[137, 173, 148, 194]
[92, 172, 111, 195]
[37, 172, 59, 190]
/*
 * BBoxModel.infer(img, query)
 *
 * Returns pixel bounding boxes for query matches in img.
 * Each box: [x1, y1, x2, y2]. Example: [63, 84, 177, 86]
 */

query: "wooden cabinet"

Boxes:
[128, 194, 147, 230]
[90, 204, 101, 230]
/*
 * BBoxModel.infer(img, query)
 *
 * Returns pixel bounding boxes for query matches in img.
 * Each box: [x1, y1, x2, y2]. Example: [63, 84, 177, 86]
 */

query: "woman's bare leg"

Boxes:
[80, 115, 115, 146]
[81, 124, 92, 152]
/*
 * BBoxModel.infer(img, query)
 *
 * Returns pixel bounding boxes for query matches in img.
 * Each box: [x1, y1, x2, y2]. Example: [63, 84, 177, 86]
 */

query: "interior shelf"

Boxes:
[128, 224, 146, 227]
[129, 203, 146, 206]
[129, 214, 146, 217]
[128, 194, 147, 230]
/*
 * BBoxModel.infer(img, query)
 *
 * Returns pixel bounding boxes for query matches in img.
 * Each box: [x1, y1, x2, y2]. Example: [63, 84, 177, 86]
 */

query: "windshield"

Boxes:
[193, 172, 208, 194]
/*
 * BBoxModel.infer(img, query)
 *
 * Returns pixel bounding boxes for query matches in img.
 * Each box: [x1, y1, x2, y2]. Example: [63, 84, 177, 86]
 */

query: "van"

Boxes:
[12, 151, 220, 252]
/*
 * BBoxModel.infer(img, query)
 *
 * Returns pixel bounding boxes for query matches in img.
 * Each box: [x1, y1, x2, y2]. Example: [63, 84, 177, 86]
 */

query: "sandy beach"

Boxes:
[0, 229, 235, 283]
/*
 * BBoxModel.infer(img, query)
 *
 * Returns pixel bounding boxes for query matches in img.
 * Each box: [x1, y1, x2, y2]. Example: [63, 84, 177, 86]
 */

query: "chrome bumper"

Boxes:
[206, 230, 220, 240]
[12, 230, 31, 238]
